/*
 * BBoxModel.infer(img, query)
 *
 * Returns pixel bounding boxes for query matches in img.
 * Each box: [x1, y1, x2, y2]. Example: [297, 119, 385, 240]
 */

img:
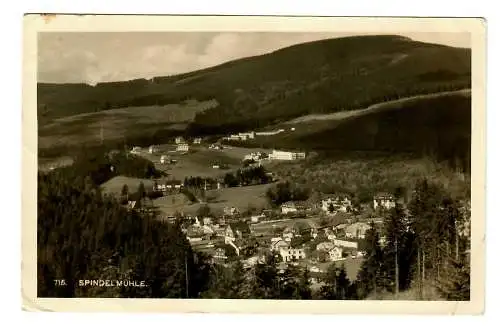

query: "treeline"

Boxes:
[266, 181, 311, 207]
[201, 253, 355, 300]
[49, 145, 163, 186]
[38, 169, 211, 297]
[223, 166, 271, 187]
[356, 179, 470, 300]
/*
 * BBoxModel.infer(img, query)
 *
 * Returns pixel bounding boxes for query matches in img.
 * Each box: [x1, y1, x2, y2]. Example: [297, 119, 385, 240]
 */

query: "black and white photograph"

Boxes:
[22, 15, 485, 313]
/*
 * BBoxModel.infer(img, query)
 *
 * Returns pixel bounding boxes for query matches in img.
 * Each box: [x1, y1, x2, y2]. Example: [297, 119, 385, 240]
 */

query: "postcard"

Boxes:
[22, 15, 486, 314]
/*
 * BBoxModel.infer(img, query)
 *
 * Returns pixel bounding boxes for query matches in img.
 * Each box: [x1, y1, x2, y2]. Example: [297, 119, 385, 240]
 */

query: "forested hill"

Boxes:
[38, 35, 471, 130]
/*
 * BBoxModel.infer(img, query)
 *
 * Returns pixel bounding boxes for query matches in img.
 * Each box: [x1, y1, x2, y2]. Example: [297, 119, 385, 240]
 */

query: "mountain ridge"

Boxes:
[38, 34, 471, 127]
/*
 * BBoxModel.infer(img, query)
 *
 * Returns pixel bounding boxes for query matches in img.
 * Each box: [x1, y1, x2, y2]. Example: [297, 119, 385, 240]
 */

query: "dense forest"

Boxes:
[224, 93, 471, 174]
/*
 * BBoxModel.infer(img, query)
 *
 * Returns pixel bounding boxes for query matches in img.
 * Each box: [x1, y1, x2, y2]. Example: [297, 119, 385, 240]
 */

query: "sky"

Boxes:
[38, 32, 470, 85]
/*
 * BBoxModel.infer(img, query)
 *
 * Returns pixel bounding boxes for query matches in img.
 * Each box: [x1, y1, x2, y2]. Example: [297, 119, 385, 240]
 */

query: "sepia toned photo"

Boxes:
[22, 15, 486, 313]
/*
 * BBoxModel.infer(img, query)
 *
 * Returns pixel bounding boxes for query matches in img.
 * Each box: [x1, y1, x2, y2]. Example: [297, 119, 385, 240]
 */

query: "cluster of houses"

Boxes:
[223, 131, 256, 141]
[243, 151, 268, 162]
[321, 196, 353, 214]
[221, 127, 298, 142]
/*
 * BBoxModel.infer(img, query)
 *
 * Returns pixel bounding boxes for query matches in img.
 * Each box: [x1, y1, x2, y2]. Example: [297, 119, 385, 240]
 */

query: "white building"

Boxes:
[176, 143, 189, 152]
[373, 192, 396, 210]
[251, 214, 265, 223]
[280, 247, 306, 262]
[239, 131, 255, 139]
[281, 202, 298, 214]
[148, 145, 157, 154]
[175, 137, 185, 144]
[269, 150, 306, 161]
[209, 144, 223, 150]
[160, 155, 168, 164]
[329, 247, 343, 261]
[130, 146, 142, 154]
[193, 137, 202, 144]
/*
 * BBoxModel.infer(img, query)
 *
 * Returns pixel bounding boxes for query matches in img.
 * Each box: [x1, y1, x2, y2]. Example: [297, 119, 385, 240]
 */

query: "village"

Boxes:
[116, 132, 400, 286]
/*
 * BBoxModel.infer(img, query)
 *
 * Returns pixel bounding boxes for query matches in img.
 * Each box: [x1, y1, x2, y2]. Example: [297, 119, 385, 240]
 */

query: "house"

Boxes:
[324, 228, 337, 241]
[224, 221, 251, 242]
[176, 143, 189, 152]
[269, 149, 306, 161]
[127, 200, 137, 210]
[282, 227, 294, 242]
[223, 206, 239, 216]
[239, 131, 255, 139]
[154, 179, 183, 193]
[193, 137, 202, 144]
[212, 164, 220, 169]
[213, 247, 228, 262]
[279, 246, 306, 262]
[160, 155, 168, 164]
[329, 246, 343, 261]
[148, 145, 157, 154]
[373, 192, 396, 210]
[130, 146, 142, 154]
[271, 239, 290, 252]
[203, 217, 212, 225]
[251, 214, 265, 223]
[281, 202, 298, 214]
[333, 223, 349, 234]
[344, 222, 371, 239]
[316, 241, 335, 252]
[209, 144, 223, 150]
[175, 136, 185, 144]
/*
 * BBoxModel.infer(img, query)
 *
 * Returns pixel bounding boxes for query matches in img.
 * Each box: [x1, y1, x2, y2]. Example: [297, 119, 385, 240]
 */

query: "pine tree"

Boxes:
[383, 204, 406, 293]
[356, 221, 384, 299]
[297, 267, 312, 300]
[319, 264, 339, 299]
[121, 184, 129, 202]
[138, 181, 146, 200]
[335, 265, 350, 300]
[436, 257, 470, 301]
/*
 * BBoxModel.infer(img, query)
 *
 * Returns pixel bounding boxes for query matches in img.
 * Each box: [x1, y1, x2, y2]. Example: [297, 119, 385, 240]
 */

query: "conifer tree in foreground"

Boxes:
[356, 221, 384, 299]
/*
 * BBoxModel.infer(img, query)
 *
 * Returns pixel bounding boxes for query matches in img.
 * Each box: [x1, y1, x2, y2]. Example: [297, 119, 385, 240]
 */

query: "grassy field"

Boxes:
[100, 175, 155, 195]
[152, 194, 201, 216]
[38, 99, 217, 152]
[204, 183, 276, 215]
[136, 146, 248, 179]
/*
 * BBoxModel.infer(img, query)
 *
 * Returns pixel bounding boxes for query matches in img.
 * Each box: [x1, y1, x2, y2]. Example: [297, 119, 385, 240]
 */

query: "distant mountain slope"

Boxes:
[236, 92, 471, 172]
[38, 35, 471, 130]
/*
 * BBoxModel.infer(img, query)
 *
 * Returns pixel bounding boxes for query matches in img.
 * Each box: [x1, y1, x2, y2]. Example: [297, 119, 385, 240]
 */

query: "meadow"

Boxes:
[38, 99, 218, 154]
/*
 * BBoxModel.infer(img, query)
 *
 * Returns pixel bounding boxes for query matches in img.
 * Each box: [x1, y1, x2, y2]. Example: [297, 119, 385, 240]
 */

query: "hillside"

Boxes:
[232, 92, 471, 173]
[38, 35, 471, 134]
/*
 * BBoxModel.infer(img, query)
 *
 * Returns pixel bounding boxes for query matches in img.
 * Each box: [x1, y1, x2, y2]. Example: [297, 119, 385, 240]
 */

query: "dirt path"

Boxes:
[283, 89, 471, 125]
